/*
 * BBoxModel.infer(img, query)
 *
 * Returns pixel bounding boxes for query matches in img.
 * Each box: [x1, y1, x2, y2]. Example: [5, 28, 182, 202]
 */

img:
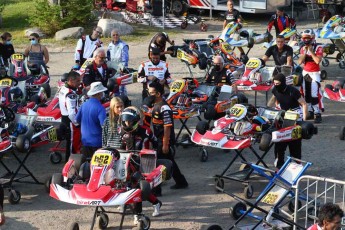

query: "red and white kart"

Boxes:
[323, 79, 345, 102]
[50, 148, 171, 230]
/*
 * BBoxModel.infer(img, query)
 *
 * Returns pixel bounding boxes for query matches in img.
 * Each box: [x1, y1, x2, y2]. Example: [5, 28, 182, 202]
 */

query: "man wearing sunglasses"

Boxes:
[74, 26, 103, 67]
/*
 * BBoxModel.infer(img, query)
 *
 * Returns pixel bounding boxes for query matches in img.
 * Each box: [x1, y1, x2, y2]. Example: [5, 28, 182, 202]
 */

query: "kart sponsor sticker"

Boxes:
[229, 104, 246, 118]
[177, 49, 183, 59]
[0, 78, 12, 87]
[245, 58, 260, 69]
[76, 200, 101, 206]
[262, 192, 279, 205]
[291, 126, 302, 139]
[285, 111, 299, 121]
[11, 53, 25, 60]
[47, 128, 58, 142]
[91, 152, 113, 166]
[221, 43, 232, 53]
[170, 80, 185, 92]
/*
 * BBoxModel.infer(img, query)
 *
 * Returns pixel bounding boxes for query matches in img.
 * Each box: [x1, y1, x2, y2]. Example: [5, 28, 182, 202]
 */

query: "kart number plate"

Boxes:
[171, 80, 185, 92]
[91, 153, 112, 166]
[245, 59, 260, 69]
[0, 79, 12, 87]
[47, 128, 58, 142]
[12, 53, 24, 60]
[177, 49, 183, 59]
[291, 126, 302, 139]
[221, 43, 232, 53]
[285, 111, 299, 121]
[262, 192, 279, 205]
[229, 104, 246, 118]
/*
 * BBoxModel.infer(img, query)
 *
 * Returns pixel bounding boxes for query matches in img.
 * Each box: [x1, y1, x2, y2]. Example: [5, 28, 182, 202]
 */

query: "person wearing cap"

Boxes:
[267, 73, 308, 169]
[148, 32, 175, 61]
[76, 82, 107, 159]
[138, 47, 172, 101]
[59, 71, 82, 161]
[74, 26, 103, 68]
[267, 7, 296, 36]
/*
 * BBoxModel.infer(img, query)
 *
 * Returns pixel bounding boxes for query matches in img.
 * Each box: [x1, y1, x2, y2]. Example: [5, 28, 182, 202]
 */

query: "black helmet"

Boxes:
[120, 107, 141, 132]
[9, 87, 23, 102]
[246, 104, 258, 120]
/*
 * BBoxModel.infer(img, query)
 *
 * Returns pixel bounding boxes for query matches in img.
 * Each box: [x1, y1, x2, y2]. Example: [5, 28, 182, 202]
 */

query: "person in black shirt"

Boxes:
[146, 81, 188, 190]
[148, 32, 175, 61]
[262, 35, 293, 67]
[205, 56, 232, 86]
[267, 73, 308, 168]
[0, 32, 15, 66]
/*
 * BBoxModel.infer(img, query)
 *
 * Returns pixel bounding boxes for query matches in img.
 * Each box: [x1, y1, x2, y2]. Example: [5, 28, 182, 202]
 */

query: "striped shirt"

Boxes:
[102, 116, 122, 149]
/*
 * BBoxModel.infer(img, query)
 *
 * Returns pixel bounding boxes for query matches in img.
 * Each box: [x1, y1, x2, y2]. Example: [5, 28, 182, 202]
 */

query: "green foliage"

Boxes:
[28, 0, 94, 36]
[0, 4, 4, 14]
[28, 0, 63, 36]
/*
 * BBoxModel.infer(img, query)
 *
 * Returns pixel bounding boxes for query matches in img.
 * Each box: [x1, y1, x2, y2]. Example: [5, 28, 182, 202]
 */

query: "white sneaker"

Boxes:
[133, 214, 139, 225]
[152, 201, 162, 217]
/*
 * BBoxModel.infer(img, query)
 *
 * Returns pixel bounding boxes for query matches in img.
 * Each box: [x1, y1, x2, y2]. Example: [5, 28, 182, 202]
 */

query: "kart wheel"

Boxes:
[70, 222, 79, 230]
[336, 52, 342, 62]
[45, 176, 52, 193]
[157, 159, 173, 180]
[339, 60, 345, 69]
[139, 215, 151, 230]
[200, 23, 208, 32]
[51, 173, 63, 185]
[244, 185, 254, 199]
[215, 178, 224, 192]
[199, 148, 208, 162]
[172, 0, 188, 16]
[49, 152, 62, 164]
[288, 200, 302, 213]
[235, 93, 248, 104]
[181, 21, 188, 29]
[69, 154, 85, 172]
[79, 162, 91, 180]
[339, 126, 345, 140]
[229, 202, 247, 220]
[16, 134, 32, 153]
[322, 58, 329, 67]
[207, 225, 223, 230]
[204, 104, 216, 120]
[320, 70, 327, 80]
[140, 180, 151, 201]
[196, 121, 209, 135]
[96, 213, 109, 229]
[259, 133, 272, 151]
[8, 189, 21, 205]
[41, 83, 51, 98]
[299, 121, 315, 139]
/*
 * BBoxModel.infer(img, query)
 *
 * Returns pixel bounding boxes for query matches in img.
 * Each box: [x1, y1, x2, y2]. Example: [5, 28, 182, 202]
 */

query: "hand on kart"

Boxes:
[162, 144, 169, 154]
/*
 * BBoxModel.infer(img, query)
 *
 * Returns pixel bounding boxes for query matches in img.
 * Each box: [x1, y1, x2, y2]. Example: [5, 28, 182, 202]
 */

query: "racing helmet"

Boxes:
[301, 29, 315, 45]
[246, 104, 258, 120]
[120, 107, 141, 132]
[9, 87, 24, 102]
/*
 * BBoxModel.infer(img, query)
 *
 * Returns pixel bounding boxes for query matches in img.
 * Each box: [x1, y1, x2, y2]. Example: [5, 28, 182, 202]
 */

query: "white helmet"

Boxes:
[301, 29, 315, 45]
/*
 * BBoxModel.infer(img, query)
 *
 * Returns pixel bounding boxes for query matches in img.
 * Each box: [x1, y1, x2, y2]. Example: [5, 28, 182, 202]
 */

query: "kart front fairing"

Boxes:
[323, 87, 345, 102]
[318, 16, 345, 39]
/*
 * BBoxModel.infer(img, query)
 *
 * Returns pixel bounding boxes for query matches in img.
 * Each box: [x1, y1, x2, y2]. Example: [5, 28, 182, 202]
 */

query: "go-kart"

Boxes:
[323, 79, 345, 102]
[7, 53, 51, 99]
[50, 148, 172, 230]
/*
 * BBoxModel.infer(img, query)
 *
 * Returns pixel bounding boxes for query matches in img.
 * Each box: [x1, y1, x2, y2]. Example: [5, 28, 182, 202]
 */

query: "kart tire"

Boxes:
[235, 93, 248, 104]
[157, 159, 173, 181]
[200, 23, 208, 32]
[51, 173, 63, 186]
[96, 213, 109, 229]
[288, 200, 302, 213]
[229, 202, 247, 220]
[139, 215, 151, 230]
[41, 83, 51, 98]
[8, 189, 21, 205]
[181, 21, 188, 29]
[324, 84, 333, 91]
[140, 180, 151, 201]
[320, 70, 327, 80]
[69, 222, 80, 230]
[79, 162, 91, 180]
[196, 120, 209, 135]
[49, 152, 62, 164]
[16, 134, 32, 153]
[259, 133, 272, 151]
[299, 121, 314, 139]
[244, 184, 254, 199]
[207, 225, 223, 230]
[69, 154, 85, 173]
[322, 58, 329, 67]
[336, 52, 342, 62]
[44, 176, 52, 193]
[198, 54, 208, 70]
[204, 104, 216, 120]
[172, 0, 188, 16]
[339, 126, 345, 140]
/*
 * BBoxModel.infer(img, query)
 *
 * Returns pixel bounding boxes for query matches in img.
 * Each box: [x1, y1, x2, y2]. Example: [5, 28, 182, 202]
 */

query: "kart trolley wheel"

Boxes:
[339, 60, 345, 69]
[199, 148, 208, 162]
[215, 177, 225, 192]
[181, 20, 188, 29]
[321, 58, 329, 67]
[69, 222, 79, 230]
[139, 215, 151, 230]
[229, 202, 247, 220]
[336, 53, 343, 62]
[320, 70, 327, 80]
[8, 189, 21, 205]
[243, 184, 254, 199]
[207, 225, 223, 230]
[49, 152, 62, 164]
[96, 213, 109, 229]
[339, 126, 345, 140]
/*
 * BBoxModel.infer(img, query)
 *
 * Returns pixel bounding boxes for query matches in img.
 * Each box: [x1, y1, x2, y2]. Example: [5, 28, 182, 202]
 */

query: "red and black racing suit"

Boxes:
[267, 13, 296, 36]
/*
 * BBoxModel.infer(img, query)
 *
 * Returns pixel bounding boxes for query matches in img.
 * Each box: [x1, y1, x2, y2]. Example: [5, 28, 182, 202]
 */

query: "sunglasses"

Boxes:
[112, 34, 119, 36]
[29, 38, 36, 41]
